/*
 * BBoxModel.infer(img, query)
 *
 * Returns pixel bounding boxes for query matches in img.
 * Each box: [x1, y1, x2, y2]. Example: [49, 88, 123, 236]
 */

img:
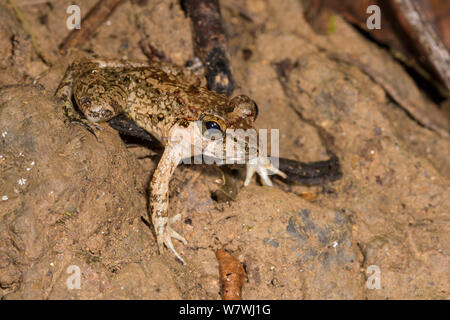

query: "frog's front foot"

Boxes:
[244, 156, 287, 187]
[65, 116, 103, 137]
[155, 214, 187, 264]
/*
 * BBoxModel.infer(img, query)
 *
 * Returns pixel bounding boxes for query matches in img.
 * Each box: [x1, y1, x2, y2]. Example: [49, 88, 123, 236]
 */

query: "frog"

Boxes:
[55, 57, 286, 264]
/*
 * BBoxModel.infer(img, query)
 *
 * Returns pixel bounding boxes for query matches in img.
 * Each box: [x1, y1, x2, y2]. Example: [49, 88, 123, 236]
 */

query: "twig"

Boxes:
[59, 0, 125, 55]
[181, 0, 235, 97]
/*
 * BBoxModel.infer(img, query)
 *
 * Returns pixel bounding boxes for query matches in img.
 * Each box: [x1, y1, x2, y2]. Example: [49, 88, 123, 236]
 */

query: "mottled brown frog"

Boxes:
[55, 58, 286, 264]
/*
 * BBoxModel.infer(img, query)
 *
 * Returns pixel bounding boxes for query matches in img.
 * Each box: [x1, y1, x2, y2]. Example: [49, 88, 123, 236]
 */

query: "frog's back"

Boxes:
[120, 64, 230, 143]
[70, 58, 231, 144]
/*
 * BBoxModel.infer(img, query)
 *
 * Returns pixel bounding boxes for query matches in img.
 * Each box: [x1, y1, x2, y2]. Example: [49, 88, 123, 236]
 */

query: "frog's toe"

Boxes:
[244, 163, 258, 186]
[156, 215, 187, 264]
[163, 226, 186, 264]
[244, 157, 287, 187]
[263, 161, 287, 181]
[167, 214, 187, 243]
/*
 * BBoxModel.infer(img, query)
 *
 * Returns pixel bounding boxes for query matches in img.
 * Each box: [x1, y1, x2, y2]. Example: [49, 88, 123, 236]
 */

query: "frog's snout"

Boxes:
[85, 103, 114, 122]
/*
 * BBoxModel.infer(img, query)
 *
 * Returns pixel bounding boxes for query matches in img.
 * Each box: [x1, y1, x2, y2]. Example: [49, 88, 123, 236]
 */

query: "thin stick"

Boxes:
[182, 0, 235, 97]
[59, 0, 125, 55]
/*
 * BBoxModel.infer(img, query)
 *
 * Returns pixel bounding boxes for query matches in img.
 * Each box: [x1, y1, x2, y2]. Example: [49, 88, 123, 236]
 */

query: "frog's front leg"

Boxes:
[149, 140, 187, 264]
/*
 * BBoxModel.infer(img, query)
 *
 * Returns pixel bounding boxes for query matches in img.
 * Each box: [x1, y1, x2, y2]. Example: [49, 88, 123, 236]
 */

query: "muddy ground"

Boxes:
[0, 0, 449, 299]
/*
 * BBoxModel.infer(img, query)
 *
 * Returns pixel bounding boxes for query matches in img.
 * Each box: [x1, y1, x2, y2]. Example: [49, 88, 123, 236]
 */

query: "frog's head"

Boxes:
[74, 71, 127, 123]
[172, 95, 261, 164]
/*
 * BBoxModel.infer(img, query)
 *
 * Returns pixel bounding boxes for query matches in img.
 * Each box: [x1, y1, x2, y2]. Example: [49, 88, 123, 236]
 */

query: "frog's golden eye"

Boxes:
[200, 114, 226, 134]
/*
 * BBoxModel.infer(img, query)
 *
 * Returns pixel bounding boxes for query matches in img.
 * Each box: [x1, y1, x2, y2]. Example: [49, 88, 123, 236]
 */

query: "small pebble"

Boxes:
[18, 178, 27, 185]
[1, 195, 8, 201]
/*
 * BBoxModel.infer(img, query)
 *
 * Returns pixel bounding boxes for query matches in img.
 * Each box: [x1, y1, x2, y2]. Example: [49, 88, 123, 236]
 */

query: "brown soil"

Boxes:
[0, 0, 448, 299]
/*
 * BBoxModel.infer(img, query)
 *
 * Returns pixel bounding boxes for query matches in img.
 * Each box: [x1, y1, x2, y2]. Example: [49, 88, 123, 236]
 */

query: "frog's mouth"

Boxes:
[85, 105, 114, 123]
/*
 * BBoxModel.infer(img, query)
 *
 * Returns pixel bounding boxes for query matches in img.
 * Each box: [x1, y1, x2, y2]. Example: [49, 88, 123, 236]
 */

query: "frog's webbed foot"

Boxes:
[155, 214, 187, 264]
[244, 156, 287, 187]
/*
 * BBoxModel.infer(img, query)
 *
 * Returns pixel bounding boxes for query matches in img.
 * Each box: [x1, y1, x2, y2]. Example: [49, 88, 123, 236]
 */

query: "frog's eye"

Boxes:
[200, 115, 226, 134]
[205, 121, 221, 131]
[202, 120, 223, 137]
